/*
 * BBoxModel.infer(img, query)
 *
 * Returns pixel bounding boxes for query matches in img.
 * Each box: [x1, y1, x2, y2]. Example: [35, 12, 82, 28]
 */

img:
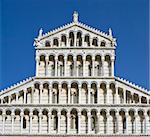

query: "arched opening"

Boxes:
[70, 109, 78, 133]
[100, 41, 106, 47]
[60, 110, 67, 133]
[86, 55, 92, 76]
[53, 38, 59, 47]
[77, 55, 83, 76]
[48, 55, 55, 76]
[45, 40, 51, 47]
[51, 110, 58, 132]
[52, 83, 59, 104]
[81, 110, 88, 133]
[61, 35, 67, 47]
[58, 55, 64, 76]
[91, 110, 97, 133]
[84, 35, 90, 47]
[95, 55, 102, 76]
[39, 55, 46, 76]
[69, 32, 74, 47]
[67, 55, 74, 76]
[77, 32, 82, 47]
[81, 83, 88, 104]
[104, 55, 111, 76]
[60, 83, 68, 104]
[91, 83, 97, 104]
[100, 83, 107, 104]
[92, 38, 98, 47]
[71, 83, 78, 104]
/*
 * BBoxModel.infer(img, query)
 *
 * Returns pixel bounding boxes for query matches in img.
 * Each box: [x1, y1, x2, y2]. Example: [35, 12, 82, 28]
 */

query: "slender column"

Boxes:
[78, 111, 81, 134]
[74, 31, 77, 47]
[39, 84, 43, 104]
[73, 56, 77, 76]
[58, 38, 61, 47]
[64, 56, 67, 76]
[106, 114, 110, 134]
[8, 96, 11, 104]
[78, 85, 81, 104]
[29, 112, 33, 134]
[97, 113, 100, 134]
[49, 85, 52, 104]
[20, 111, 24, 133]
[24, 89, 27, 104]
[106, 84, 109, 104]
[116, 86, 119, 104]
[39, 111, 42, 133]
[55, 56, 58, 76]
[36, 56, 40, 76]
[125, 112, 129, 134]
[111, 58, 115, 77]
[88, 86, 91, 104]
[123, 88, 126, 104]
[58, 85, 61, 104]
[16, 93, 19, 103]
[116, 111, 119, 133]
[48, 112, 51, 133]
[134, 111, 138, 134]
[83, 56, 86, 76]
[90, 38, 93, 46]
[88, 111, 91, 134]
[57, 111, 61, 133]
[31, 86, 34, 104]
[101, 56, 105, 77]
[139, 95, 141, 104]
[144, 112, 149, 134]
[66, 35, 69, 47]
[2, 112, 6, 134]
[97, 85, 100, 104]
[82, 36, 84, 46]
[68, 85, 71, 104]
[45, 56, 49, 76]
[11, 112, 15, 133]
[67, 112, 70, 134]
[92, 57, 95, 76]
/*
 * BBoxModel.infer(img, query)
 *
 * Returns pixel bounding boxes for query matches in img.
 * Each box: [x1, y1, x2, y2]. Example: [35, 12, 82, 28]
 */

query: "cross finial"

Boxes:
[73, 11, 78, 23]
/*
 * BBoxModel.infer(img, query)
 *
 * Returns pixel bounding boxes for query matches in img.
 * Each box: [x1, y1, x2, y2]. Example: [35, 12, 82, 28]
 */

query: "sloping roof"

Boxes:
[0, 77, 34, 96]
[34, 21, 116, 46]
[115, 76, 150, 95]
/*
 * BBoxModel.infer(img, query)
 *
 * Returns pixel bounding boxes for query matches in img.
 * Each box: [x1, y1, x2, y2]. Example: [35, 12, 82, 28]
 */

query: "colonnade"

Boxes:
[0, 82, 149, 105]
[36, 54, 114, 77]
[44, 31, 108, 48]
[0, 108, 150, 135]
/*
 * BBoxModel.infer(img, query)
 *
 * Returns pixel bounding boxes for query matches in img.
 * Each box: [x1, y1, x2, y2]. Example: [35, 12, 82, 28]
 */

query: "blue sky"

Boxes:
[0, 0, 149, 90]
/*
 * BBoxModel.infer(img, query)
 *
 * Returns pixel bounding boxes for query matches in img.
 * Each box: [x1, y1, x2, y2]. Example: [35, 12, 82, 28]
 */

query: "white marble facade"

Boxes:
[0, 11, 150, 137]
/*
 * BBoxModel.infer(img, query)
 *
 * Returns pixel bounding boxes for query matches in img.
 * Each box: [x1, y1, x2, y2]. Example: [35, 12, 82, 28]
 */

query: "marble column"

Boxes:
[106, 114, 110, 134]
[88, 111, 91, 134]
[39, 111, 42, 133]
[101, 56, 105, 77]
[83, 56, 86, 76]
[45, 56, 49, 76]
[58, 112, 61, 133]
[64, 56, 67, 76]
[39, 85, 43, 104]
[24, 89, 27, 104]
[67, 112, 70, 134]
[55, 56, 58, 76]
[29, 112, 33, 134]
[20, 111, 24, 133]
[88, 86, 91, 104]
[11, 112, 15, 133]
[106, 84, 110, 104]
[92, 57, 95, 76]
[36, 56, 40, 76]
[68, 85, 71, 104]
[2, 112, 6, 134]
[48, 112, 51, 133]
[78, 111, 81, 134]
[78, 85, 81, 104]
[111, 58, 115, 76]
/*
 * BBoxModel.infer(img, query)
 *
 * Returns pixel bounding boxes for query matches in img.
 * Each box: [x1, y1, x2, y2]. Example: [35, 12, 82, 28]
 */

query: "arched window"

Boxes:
[77, 32, 82, 46]
[23, 117, 26, 129]
[45, 41, 50, 47]
[92, 38, 98, 46]
[53, 38, 59, 47]
[85, 35, 90, 46]
[69, 32, 74, 47]
[101, 41, 106, 47]
[61, 35, 66, 46]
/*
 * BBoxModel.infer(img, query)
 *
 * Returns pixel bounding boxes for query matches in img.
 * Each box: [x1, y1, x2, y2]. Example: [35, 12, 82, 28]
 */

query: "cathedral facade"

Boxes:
[0, 12, 150, 137]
